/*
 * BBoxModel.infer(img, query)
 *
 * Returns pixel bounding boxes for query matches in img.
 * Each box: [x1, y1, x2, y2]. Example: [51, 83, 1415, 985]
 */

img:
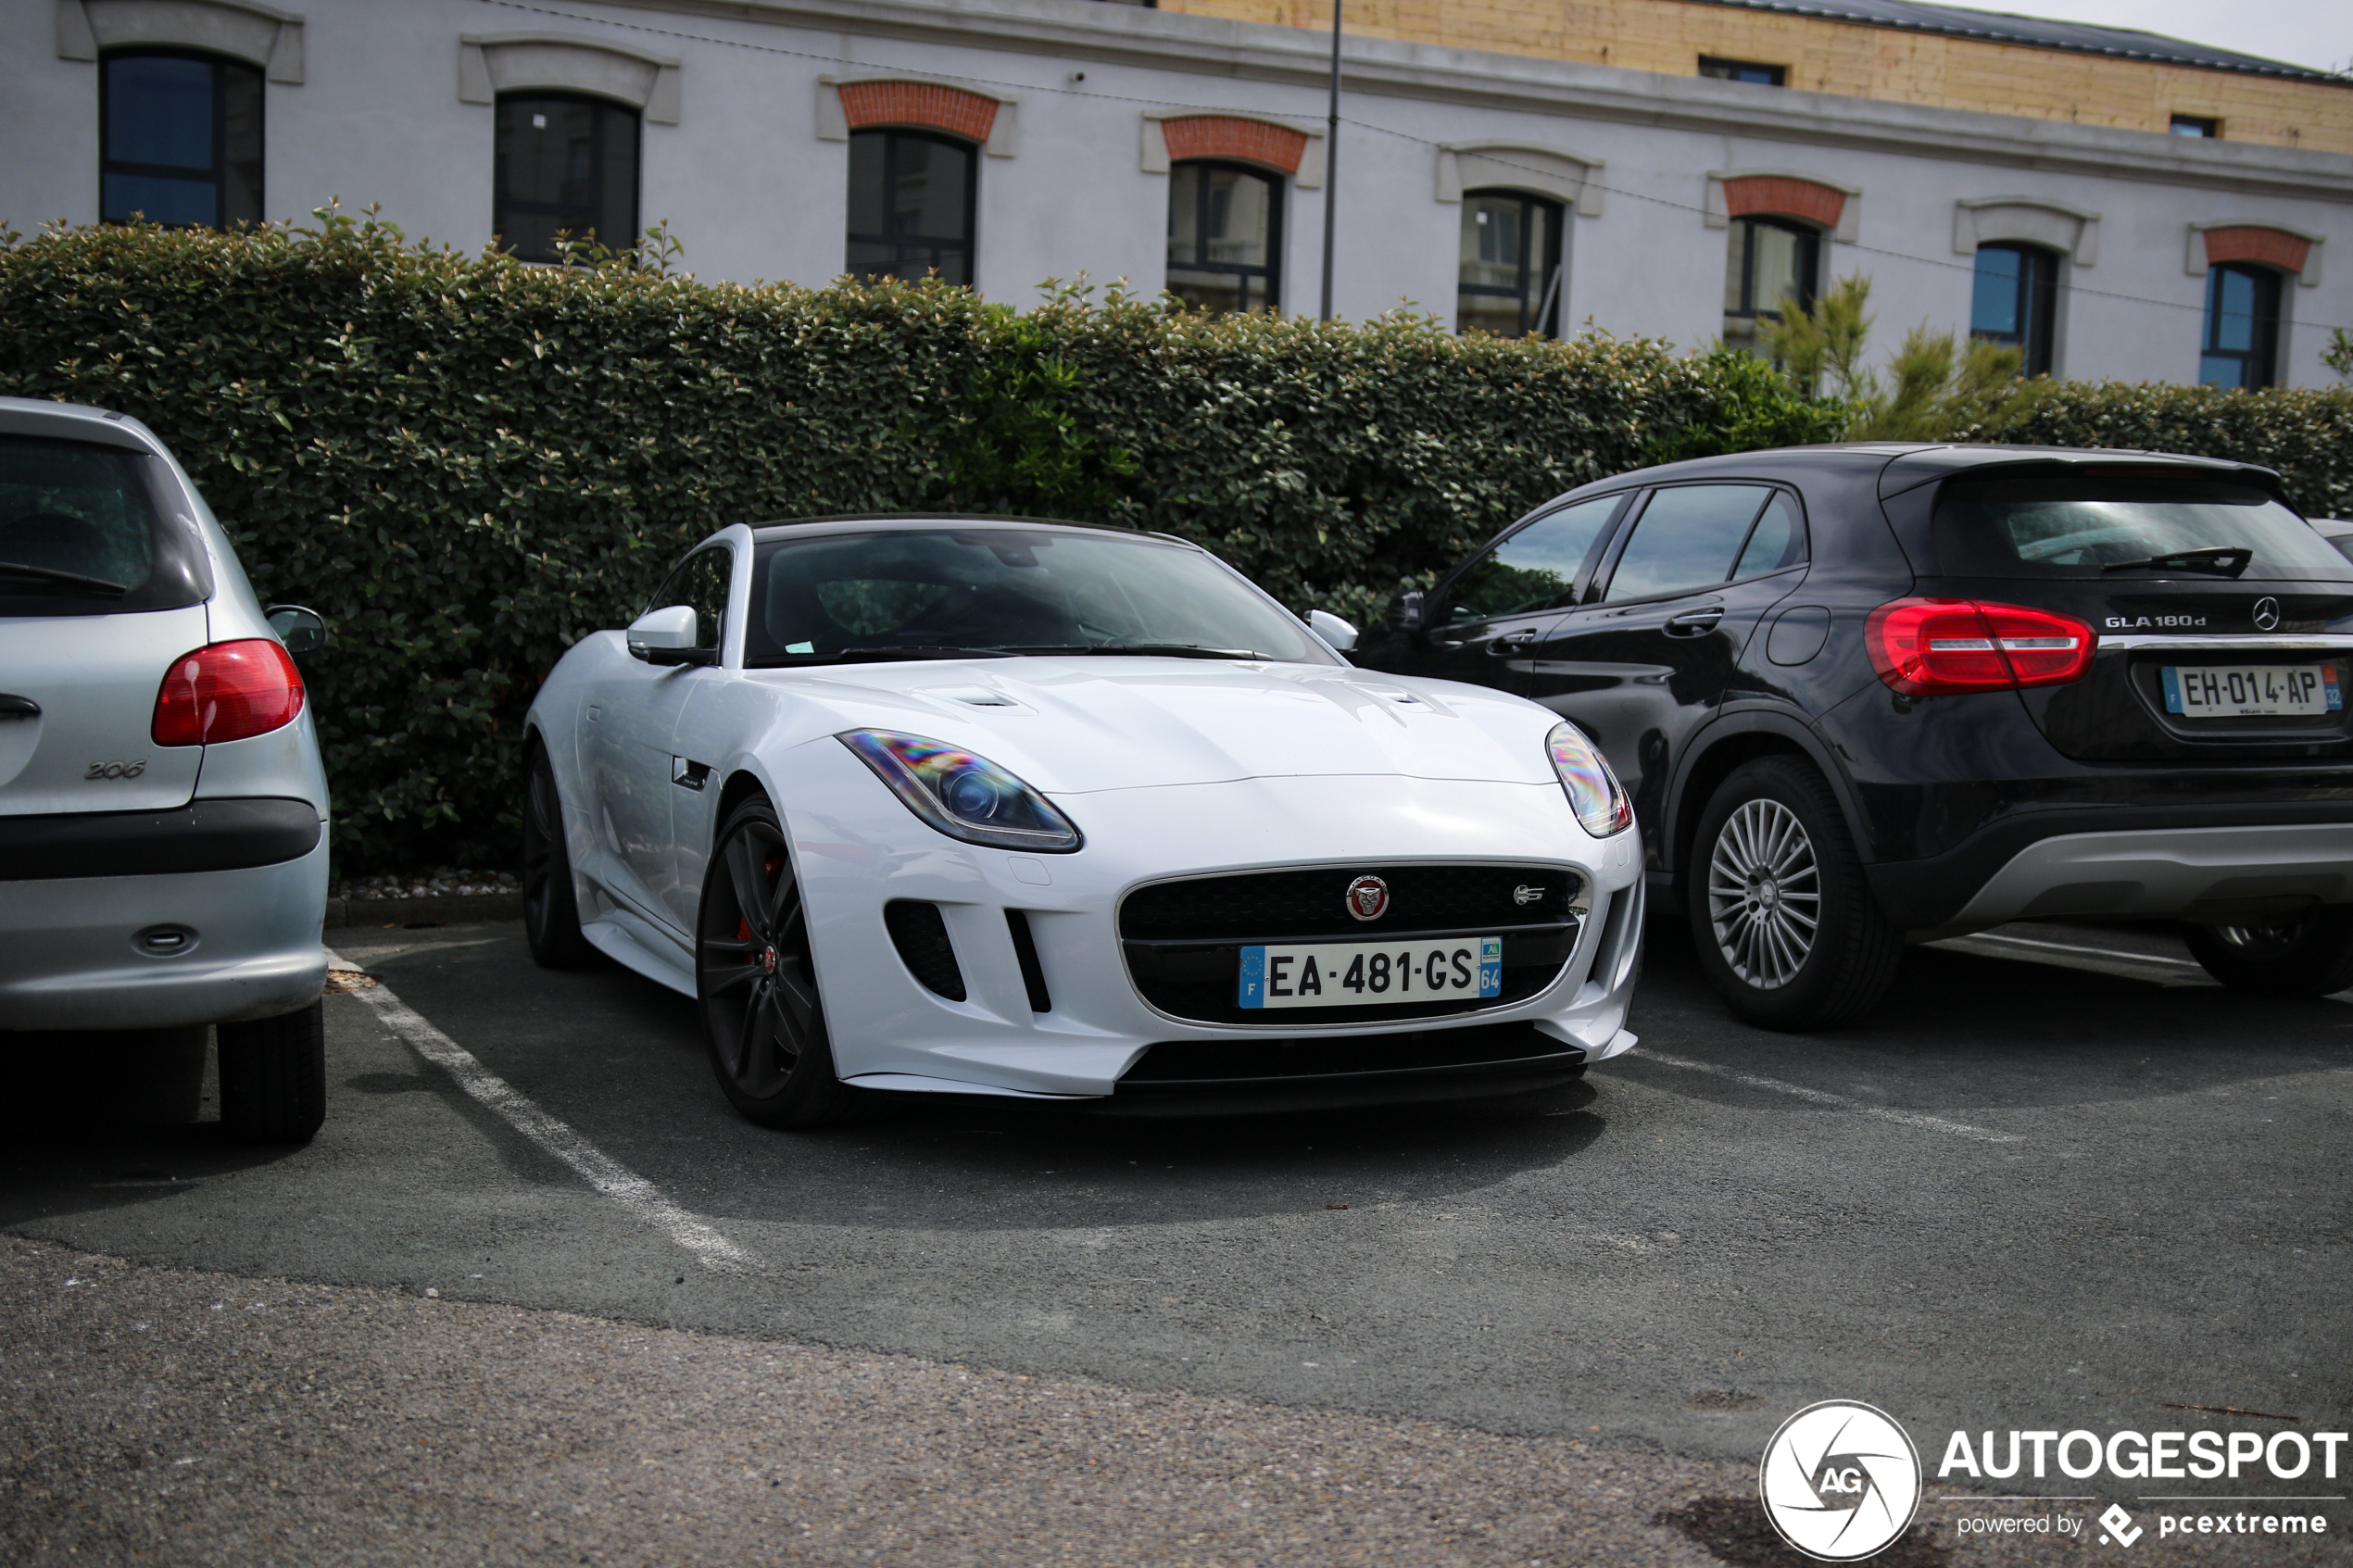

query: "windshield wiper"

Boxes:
[775, 645, 1019, 664]
[0, 560, 128, 596]
[1009, 643, 1267, 660]
[2101, 546, 2252, 579]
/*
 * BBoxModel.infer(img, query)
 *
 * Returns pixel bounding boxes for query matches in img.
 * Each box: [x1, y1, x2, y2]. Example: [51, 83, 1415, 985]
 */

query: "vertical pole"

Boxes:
[1318, 0, 1342, 321]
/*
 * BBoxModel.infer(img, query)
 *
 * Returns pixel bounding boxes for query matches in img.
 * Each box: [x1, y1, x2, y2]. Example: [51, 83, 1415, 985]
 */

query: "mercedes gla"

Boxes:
[1355, 445, 2353, 1028]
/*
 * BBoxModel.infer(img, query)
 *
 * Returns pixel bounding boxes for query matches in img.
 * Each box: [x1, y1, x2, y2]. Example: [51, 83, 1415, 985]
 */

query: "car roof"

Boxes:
[746, 513, 1190, 546]
[1571, 442, 2276, 495]
[0, 395, 163, 455]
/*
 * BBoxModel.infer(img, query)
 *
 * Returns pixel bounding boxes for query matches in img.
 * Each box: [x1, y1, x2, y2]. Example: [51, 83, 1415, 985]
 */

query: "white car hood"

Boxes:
[762, 658, 1559, 794]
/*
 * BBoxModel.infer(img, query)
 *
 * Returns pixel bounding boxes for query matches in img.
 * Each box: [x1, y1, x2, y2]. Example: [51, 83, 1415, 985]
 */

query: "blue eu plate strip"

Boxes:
[2161, 666, 2183, 714]
[1238, 947, 1266, 1010]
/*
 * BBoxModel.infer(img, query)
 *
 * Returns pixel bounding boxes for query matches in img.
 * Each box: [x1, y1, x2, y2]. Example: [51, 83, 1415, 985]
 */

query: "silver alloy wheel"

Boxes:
[1706, 798, 1822, 990]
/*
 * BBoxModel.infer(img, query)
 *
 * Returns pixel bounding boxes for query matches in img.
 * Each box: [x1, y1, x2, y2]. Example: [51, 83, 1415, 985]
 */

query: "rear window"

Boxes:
[0, 434, 209, 615]
[1933, 475, 2348, 581]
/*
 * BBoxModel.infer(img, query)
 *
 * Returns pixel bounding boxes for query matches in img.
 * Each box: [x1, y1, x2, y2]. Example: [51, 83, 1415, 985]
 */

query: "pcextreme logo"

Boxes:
[1759, 1400, 1924, 1562]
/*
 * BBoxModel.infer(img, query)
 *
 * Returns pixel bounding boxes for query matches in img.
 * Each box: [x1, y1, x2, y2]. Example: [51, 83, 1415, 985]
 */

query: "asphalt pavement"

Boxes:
[3, 914, 2348, 1565]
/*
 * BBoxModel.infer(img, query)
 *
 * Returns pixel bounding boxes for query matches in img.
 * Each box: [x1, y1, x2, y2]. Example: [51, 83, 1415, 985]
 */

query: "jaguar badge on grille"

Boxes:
[1513, 884, 1543, 906]
[1343, 875, 1390, 922]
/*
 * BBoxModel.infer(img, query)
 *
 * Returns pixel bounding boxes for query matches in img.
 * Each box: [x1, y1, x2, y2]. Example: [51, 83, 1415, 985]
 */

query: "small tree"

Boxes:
[2325, 327, 2353, 381]
[1758, 274, 2047, 439]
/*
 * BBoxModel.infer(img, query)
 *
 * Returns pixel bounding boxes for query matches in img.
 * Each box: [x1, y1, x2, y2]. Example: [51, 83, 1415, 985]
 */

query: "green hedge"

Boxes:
[1, 214, 2346, 870]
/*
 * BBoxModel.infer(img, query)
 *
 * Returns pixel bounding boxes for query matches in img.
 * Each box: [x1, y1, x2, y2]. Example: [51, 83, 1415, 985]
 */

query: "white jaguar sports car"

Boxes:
[522, 516, 1644, 1125]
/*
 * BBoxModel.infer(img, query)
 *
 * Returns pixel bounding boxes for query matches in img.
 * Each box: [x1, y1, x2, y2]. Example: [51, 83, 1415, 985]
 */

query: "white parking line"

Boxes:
[1627, 1048, 2024, 1144]
[329, 949, 760, 1274]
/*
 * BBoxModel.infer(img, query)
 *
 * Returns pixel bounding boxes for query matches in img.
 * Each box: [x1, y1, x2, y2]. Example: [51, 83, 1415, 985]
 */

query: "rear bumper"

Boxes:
[0, 796, 320, 879]
[0, 836, 328, 1029]
[1885, 820, 2353, 937]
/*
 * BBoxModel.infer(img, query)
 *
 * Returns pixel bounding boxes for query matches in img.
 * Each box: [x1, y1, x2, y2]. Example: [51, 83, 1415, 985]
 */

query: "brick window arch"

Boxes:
[1721, 175, 1846, 232]
[838, 81, 1000, 145]
[1159, 116, 1309, 175]
[2202, 226, 2312, 277]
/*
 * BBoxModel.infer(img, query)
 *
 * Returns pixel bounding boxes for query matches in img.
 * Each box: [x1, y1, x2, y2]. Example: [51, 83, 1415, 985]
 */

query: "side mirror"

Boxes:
[1307, 608, 1359, 651]
[1385, 589, 1426, 633]
[626, 605, 714, 666]
[265, 604, 327, 656]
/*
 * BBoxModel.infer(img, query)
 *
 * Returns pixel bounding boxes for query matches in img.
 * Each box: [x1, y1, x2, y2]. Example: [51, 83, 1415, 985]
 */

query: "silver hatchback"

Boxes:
[0, 396, 330, 1141]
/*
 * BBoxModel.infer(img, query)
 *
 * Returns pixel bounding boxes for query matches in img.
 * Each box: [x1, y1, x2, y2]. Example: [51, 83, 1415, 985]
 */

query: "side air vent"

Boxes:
[884, 900, 966, 1001]
[1006, 909, 1051, 1013]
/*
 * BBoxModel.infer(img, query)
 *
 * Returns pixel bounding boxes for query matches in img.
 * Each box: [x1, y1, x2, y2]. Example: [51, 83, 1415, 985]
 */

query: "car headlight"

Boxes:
[1546, 721, 1633, 837]
[837, 729, 1084, 852]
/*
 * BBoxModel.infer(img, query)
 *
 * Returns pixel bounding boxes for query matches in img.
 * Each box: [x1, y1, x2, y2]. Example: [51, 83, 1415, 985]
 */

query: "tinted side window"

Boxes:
[1443, 495, 1622, 623]
[1604, 484, 1775, 602]
[1733, 492, 1806, 579]
[650, 546, 733, 650]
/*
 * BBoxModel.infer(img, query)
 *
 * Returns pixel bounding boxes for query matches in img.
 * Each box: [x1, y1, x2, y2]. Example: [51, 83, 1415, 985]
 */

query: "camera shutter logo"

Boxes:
[2253, 597, 2282, 632]
[1758, 1400, 1922, 1562]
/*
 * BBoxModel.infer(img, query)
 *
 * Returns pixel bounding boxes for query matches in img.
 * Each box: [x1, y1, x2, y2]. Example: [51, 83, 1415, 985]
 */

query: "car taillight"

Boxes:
[1865, 598, 2095, 696]
[152, 639, 307, 746]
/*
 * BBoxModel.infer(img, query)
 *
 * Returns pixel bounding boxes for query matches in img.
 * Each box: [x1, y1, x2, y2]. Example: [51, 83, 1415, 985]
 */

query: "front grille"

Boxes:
[1119, 1022, 1578, 1088]
[1119, 864, 1581, 1025]
[884, 900, 965, 1000]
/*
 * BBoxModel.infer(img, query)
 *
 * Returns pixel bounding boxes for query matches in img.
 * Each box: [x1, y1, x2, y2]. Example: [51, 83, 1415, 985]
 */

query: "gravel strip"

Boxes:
[0, 1236, 1757, 1568]
[5, 1238, 2322, 1566]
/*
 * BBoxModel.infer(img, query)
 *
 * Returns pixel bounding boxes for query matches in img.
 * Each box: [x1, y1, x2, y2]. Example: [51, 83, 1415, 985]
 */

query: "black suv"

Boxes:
[1354, 445, 2353, 1028]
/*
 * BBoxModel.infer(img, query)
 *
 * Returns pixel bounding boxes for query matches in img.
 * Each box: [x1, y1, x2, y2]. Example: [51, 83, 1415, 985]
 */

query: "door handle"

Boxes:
[1487, 630, 1541, 656]
[1664, 608, 1725, 637]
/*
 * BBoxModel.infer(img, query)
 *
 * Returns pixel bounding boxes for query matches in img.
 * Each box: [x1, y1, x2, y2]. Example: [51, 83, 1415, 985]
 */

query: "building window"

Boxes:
[2199, 263, 2281, 390]
[1723, 217, 1819, 347]
[1166, 161, 1282, 314]
[1699, 57, 1786, 86]
[2171, 114, 2221, 138]
[1456, 191, 1563, 338]
[1969, 243, 2058, 377]
[495, 94, 640, 262]
[101, 50, 262, 229]
[847, 130, 977, 286]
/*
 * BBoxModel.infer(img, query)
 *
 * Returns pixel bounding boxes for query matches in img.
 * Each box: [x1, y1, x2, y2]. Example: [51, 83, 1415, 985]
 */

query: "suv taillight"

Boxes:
[1866, 598, 2096, 696]
[153, 639, 307, 746]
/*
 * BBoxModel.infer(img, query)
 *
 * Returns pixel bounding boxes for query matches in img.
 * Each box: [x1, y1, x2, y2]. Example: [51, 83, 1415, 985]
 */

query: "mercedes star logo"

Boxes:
[2253, 596, 2283, 632]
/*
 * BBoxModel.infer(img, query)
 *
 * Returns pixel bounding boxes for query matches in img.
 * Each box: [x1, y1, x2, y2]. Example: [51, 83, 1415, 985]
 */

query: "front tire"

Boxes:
[523, 743, 599, 970]
[218, 1001, 326, 1144]
[1687, 757, 1902, 1030]
[2184, 909, 2353, 997]
[696, 793, 858, 1128]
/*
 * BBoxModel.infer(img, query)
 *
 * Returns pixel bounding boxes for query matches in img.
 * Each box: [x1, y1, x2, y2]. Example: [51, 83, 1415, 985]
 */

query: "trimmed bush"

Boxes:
[3, 214, 2347, 869]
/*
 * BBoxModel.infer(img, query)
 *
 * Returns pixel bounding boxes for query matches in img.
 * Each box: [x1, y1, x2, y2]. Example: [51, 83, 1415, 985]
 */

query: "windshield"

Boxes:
[744, 528, 1329, 667]
[1932, 476, 2349, 581]
[0, 434, 209, 617]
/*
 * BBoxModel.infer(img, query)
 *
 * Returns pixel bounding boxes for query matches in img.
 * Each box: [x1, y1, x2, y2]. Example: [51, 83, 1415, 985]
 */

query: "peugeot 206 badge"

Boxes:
[1344, 874, 1390, 922]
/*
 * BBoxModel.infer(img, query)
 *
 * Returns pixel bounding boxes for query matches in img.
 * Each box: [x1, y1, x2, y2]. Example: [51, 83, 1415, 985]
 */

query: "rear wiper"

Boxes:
[2101, 546, 2251, 579]
[1009, 643, 1267, 660]
[0, 559, 128, 596]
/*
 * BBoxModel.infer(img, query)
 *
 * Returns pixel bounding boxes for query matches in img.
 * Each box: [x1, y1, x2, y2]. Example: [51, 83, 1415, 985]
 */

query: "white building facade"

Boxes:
[5, 0, 2349, 386]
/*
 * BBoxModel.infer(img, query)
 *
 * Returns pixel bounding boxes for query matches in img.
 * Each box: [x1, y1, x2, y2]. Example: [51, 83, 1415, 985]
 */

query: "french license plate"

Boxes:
[2161, 664, 2341, 718]
[1238, 936, 1503, 1010]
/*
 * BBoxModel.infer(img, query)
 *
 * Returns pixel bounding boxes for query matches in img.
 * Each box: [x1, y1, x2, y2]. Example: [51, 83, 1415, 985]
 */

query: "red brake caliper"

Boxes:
[736, 856, 786, 943]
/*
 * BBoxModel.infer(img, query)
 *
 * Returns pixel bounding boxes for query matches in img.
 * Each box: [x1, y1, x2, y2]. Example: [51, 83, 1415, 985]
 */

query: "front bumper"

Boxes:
[0, 834, 329, 1030]
[776, 743, 1645, 1105]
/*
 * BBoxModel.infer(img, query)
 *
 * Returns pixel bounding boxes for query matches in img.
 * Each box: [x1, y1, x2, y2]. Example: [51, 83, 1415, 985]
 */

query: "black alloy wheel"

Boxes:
[1686, 757, 1902, 1030]
[523, 745, 599, 970]
[697, 793, 858, 1128]
[2183, 908, 2353, 997]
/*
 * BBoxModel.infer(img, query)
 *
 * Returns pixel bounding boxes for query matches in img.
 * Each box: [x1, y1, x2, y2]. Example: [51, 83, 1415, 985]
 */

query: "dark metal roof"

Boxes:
[1698, 0, 2348, 83]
